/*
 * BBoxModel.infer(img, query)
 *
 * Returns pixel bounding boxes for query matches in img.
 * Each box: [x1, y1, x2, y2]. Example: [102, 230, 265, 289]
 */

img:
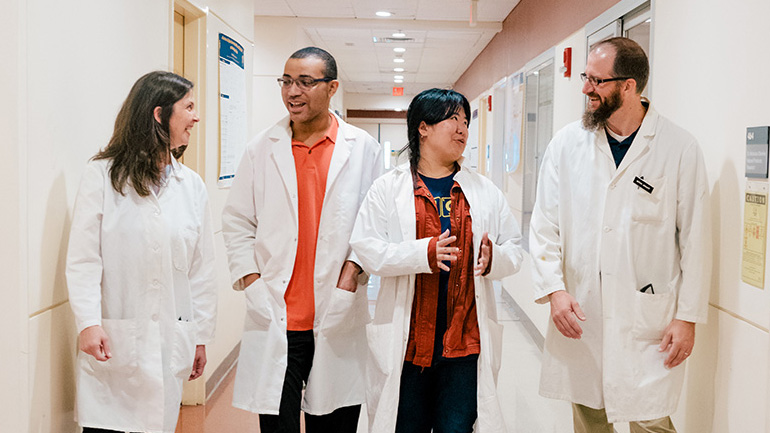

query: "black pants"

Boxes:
[82, 428, 138, 433]
[258, 330, 361, 433]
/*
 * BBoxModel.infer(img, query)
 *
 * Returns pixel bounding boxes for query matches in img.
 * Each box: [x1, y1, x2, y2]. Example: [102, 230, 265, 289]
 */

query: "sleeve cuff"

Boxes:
[427, 236, 440, 274]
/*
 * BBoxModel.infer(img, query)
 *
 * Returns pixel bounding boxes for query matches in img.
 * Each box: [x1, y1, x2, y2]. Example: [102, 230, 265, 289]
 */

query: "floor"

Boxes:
[176, 280, 573, 432]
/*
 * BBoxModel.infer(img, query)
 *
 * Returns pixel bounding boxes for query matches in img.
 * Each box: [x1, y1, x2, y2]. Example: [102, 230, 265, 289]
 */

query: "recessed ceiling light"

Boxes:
[394, 108, 403, 112]
[393, 58, 405, 63]
[394, 79, 404, 83]
[393, 67, 404, 72]
[394, 75, 404, 80]
[393, 47, 406, 53]
[376, 11, 392, 17]
[392, 32, 406, 38]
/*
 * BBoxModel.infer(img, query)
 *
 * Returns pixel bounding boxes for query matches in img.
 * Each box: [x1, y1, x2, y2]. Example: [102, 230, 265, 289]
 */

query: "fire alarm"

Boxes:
[561, 47, 572, 78]
[487, 95, 492, 111]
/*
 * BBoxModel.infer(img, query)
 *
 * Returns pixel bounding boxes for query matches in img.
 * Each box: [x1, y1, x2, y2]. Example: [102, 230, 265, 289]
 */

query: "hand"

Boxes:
[659, 319, 695, 369]
[242, 273, 261, 288]
[436, 230, 459, 272]
[474, 232, 492, 276]
[549, 291, 586, 339]
[79, 325, 112, 361]
[189, 345, 207, 380]
[336, 260, 362, 293]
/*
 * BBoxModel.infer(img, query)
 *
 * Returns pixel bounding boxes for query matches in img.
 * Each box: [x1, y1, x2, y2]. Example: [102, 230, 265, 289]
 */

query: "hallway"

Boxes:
[175, 283, 572, 432]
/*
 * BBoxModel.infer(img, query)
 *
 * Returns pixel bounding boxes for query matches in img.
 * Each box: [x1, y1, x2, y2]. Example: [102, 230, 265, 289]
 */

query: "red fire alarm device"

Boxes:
[487, 95, 492, 111]
[393, 87, 404, 96]
[562, 47, 572, 78]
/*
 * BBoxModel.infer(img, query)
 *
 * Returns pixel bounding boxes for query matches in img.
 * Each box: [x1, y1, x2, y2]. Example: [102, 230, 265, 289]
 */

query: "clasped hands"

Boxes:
[436, 229, 492, 276]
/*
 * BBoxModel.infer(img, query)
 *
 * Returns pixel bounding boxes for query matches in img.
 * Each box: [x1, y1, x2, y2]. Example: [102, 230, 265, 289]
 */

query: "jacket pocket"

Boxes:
[244, 278, 273, 329]
[320, 286, 365, 336]
[170, 320, 197, 379]
[365, 323, 394, 376]
[172, 228, 198, 272]
[84, 318, 138, 373]
[631, 176, 667, 223]
[632, 290, 676, 340]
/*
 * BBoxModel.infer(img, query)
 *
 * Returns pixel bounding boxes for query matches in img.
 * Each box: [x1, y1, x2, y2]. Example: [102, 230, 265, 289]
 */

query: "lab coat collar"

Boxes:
[592, 101, 659, 179]
[168, 157, 185, 180]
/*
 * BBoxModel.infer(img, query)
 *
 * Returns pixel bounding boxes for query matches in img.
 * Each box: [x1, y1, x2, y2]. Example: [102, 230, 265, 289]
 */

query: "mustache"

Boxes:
[171, 145, 188, 160]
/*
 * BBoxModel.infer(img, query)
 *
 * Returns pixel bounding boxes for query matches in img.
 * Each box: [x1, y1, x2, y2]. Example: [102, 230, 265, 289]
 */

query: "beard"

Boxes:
[582, 85, 623, 131]
[171, 145, 188, 160]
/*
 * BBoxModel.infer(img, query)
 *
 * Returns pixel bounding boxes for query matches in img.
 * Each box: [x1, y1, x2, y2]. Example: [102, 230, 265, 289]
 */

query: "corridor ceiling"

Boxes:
[255, 0, 520, 95]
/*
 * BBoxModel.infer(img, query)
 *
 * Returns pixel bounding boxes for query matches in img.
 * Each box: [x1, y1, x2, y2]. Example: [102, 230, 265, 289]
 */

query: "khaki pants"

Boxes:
[572, 404, 677, 433]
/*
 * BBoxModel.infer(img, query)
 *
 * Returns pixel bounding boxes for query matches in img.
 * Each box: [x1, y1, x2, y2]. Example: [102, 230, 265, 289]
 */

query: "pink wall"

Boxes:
[455, 0, 620, 99]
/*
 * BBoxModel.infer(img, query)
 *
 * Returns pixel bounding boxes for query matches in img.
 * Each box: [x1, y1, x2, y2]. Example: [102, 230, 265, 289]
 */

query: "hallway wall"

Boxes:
[459, 0, 770, 431]
[0, 0, 254, 431]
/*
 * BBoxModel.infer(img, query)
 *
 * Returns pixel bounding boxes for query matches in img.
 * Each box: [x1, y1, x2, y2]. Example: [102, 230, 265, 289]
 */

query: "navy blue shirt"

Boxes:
[606, 127, 640, 168]
[418, 172, 455, 363]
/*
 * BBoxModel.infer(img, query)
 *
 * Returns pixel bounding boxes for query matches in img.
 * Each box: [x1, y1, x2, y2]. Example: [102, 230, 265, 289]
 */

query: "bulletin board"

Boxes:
[504, 72, 524, 173]
[217, 33, 248, 188]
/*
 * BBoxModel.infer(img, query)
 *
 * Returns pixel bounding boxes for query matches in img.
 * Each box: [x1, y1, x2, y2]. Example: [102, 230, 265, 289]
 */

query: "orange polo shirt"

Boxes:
[285, 114, 338, 331]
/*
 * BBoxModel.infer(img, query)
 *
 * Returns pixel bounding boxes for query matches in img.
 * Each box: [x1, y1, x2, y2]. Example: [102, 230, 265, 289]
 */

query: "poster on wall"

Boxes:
[217, 33, 248, 188]
[504, 72, 524, 173]
[741, 181, 768, 289]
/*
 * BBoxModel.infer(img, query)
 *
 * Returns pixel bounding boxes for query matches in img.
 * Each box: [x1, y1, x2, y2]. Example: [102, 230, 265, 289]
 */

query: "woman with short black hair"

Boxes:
[351, 88, 524, 433]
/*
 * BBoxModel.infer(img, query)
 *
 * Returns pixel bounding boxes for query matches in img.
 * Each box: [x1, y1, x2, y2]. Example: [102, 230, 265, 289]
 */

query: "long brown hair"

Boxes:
[94, 71, 193, 196]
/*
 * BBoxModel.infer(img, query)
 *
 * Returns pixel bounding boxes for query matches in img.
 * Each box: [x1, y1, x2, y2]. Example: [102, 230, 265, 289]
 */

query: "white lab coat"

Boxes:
[66, 158, 217, 433]
[222, 112, 383, 415]
[350, 162, 524, 433]
[529, 105, 711, 422]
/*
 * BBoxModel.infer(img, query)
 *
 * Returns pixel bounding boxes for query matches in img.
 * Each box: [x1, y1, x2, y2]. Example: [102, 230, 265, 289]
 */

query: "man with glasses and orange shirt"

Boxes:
[222, 47, 382, 433]
[530, 37, 711, 432]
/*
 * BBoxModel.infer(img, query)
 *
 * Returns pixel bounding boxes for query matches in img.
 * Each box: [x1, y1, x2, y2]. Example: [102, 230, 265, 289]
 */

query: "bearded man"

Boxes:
[529, 37, 712, 433]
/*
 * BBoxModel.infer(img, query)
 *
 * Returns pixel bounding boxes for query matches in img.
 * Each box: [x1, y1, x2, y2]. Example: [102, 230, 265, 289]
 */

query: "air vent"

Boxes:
[373, 36, 415, 44]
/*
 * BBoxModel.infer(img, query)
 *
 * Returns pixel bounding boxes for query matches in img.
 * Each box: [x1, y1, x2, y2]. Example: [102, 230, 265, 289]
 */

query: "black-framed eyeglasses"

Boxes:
[579, 73, 631, 86]
[277, 76, 334, 91]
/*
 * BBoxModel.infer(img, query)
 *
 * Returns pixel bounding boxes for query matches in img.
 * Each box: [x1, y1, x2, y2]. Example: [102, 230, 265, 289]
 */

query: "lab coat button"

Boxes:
[603, 226, 611, 232]
[152, 314, 159, 322]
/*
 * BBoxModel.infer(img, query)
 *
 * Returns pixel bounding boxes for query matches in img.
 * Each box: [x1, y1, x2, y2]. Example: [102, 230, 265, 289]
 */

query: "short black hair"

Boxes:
[594, 37, 649, 94]
[289, 47, 338, 79]
[403, 88, 471, 173]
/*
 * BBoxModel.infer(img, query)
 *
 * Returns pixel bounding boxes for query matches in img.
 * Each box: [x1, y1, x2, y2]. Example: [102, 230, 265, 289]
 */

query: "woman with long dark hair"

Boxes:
[66, 71, 217, 433]
[351, 88, 524, 433]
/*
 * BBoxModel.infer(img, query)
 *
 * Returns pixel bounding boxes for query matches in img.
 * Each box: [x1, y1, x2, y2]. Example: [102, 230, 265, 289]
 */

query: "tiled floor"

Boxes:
[176, 281, 572, 432]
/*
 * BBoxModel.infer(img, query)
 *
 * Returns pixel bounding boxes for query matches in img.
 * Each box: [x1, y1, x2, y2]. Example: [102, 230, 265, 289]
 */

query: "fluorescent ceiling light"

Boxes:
[394, 75, 404, 80]
[393, 58, 405, 63]
[393, 47, 406, 53]
[392, 32, 406, 38]
[394, 79, 403, 83]
[393, 67, 404, 72]
[376, 11, 392, 17]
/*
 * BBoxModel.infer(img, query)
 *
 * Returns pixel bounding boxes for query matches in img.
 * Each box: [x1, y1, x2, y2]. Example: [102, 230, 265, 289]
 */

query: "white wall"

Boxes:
[344, 92, 411, 111]
[652, 1, 770, 431]
[1, 0, 255, 430]
[469, 1, 770, 431]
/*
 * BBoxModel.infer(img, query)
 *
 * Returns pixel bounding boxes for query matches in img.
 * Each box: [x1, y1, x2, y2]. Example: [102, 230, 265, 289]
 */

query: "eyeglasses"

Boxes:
[579, 73, 631, 86]
[277, 76, 334, 91]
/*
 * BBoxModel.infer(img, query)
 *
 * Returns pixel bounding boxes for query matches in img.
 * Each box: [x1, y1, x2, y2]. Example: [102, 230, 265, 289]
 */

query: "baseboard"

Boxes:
[205, 342, 241, 403]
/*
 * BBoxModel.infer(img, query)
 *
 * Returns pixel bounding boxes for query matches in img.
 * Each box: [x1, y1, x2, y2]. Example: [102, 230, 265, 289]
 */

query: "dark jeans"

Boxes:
[395, 356, 478, 433]
[258, 330, 361, 433]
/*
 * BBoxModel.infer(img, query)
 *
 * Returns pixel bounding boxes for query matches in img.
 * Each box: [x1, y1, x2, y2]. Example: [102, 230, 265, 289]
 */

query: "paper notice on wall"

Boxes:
[741, 183, 768, 289]
[217, 33, 247, 188]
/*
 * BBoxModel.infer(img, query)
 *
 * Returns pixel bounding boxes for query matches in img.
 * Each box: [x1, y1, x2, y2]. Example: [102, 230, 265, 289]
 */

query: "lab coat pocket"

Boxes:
[84, 319, 138, 374]
[320, 287, 361, 336]
[365, 323, 394, 377]
[172, 228, 197, 272]
[170, 320, 197, 379]
[632, 290, 675, 340]
[631, 176, 667, 223]
[486, 320, 504, 379]
[244, 278, 273, 329]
